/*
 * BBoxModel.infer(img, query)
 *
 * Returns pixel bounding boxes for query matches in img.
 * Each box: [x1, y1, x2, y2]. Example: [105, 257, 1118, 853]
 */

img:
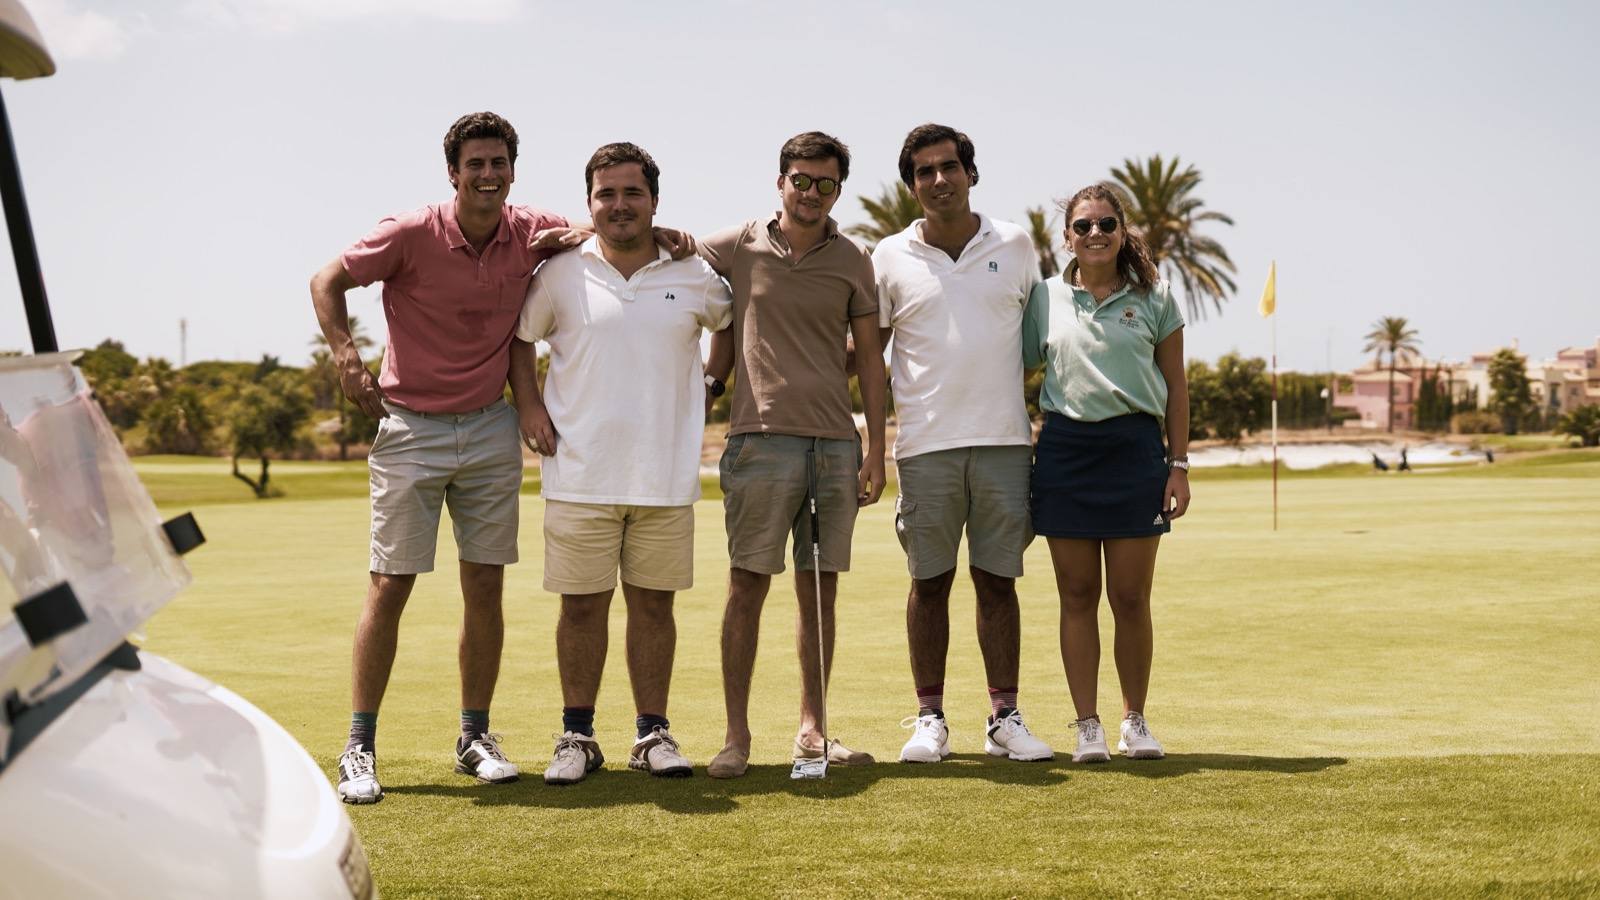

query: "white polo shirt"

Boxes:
[516, 237, 732, 505]
[874, 214, 1041, 460]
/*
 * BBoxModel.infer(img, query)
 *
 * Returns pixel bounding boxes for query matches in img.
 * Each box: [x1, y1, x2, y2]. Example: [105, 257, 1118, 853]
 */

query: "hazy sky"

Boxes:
[1, 0, 1596, 373]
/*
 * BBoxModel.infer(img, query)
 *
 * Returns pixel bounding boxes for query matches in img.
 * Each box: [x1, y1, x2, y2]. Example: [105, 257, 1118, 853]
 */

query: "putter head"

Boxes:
[790, 754, 828, 780]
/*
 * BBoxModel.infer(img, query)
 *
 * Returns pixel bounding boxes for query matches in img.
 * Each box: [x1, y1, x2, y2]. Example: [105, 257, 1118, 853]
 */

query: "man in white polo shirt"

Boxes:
[872, 124, 1054, 763]
[508, 143, 732, 784]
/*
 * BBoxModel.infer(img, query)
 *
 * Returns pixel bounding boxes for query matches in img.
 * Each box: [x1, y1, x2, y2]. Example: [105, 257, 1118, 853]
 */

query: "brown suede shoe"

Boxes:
[793, 738, 875, 766]
[707, 743, 750, 779]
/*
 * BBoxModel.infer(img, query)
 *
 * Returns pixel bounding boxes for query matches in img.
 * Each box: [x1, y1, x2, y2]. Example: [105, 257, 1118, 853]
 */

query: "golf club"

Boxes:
[791, 446, 829, 781]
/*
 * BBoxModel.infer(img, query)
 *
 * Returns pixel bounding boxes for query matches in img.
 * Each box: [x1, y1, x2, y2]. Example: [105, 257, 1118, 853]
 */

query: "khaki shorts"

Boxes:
[368, 400, 523, 575]
[543, 500, 694, 593]
[894, 444, 1033, 580]
[720, 433, 861, 574]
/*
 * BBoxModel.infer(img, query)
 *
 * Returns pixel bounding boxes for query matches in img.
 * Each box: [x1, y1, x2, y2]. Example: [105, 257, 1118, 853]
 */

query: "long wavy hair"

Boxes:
[1058, 183, 1159, 289]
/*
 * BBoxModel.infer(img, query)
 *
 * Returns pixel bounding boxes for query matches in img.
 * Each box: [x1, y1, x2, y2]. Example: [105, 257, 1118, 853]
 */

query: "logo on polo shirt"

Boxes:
[988, 261, 998, 272]
[1119, 307, 1139, 328]
[665, 292, 676, 301]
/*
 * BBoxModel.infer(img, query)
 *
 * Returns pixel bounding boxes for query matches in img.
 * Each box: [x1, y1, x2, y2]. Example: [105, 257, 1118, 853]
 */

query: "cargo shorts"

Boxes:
[893, 444, 1033, 580]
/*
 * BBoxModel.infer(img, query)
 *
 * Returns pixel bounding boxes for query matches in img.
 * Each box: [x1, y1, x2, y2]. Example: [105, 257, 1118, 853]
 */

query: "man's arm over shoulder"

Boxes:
[696, 221, 751, 279]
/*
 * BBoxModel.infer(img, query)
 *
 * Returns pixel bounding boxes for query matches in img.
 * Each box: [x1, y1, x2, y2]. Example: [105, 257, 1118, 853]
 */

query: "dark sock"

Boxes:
[346, 711, 377, 754]
[636, 714, 670, 740]
[915, 683, 945, 719]
[563, 706, 595, 737]
[460, 709, 489, 747]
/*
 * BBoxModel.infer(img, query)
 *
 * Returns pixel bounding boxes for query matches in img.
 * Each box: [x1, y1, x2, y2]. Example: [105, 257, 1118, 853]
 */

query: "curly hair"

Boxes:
[443, 112, 519, 170]
[1059, 183, 1159, 289]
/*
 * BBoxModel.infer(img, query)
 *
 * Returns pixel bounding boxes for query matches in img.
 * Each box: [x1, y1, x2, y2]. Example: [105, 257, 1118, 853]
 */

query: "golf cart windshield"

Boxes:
[0, 354, 190, 721]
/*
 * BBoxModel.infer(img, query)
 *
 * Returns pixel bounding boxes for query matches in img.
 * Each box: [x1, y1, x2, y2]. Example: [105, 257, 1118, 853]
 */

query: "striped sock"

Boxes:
[346, 711, 377, 754]
[988, 686, 1018, 719]
[636, 713, 670, 740]
[562, 706, 595, 737]
[915, 683, 944, 718]
[460, 708, 489, 741]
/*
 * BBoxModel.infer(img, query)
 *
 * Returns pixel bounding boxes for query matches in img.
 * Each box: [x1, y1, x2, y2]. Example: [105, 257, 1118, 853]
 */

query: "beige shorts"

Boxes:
[542, 500, 694, 594]
[368, 400, 522, 575]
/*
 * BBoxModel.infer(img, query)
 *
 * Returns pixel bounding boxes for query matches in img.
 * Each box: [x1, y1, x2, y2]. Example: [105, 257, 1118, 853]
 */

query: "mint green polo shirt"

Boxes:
[1022, 275, 1184, 423]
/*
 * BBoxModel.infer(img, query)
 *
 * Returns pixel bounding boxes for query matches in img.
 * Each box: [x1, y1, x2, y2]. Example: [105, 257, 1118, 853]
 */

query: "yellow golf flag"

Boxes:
[1258, 261, 1277, 317]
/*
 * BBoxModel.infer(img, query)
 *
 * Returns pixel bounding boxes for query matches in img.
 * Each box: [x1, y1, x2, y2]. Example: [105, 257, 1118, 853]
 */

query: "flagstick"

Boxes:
[1271, 308, 1279, 532]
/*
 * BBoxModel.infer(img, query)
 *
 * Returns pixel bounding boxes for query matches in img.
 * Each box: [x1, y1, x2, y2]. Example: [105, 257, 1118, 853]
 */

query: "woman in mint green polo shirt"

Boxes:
[1022, 183, 1191, 765]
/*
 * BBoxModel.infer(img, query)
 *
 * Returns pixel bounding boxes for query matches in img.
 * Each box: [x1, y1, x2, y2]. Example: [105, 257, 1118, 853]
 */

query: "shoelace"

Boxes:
[647, 726, 680, 751]
[996, 711, 1029, 734]
[1125, 713, 1151, 739]
[552, 733, 589, 757]
[474, 733, 509, 761]
[344, 750, 376, 778]
[1070, 719, 1102, 742]
[899, 714, 942, 732]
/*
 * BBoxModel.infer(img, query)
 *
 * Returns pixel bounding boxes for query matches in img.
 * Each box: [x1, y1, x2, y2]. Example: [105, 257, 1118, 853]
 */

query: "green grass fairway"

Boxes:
[138, 455, 1600, 897]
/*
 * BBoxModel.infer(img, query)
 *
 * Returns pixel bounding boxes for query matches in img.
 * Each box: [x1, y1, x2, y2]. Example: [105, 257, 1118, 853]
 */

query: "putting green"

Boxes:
[139, 455, 1600, 897]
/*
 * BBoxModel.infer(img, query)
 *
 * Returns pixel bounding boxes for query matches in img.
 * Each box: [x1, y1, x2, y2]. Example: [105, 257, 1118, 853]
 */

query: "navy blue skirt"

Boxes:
[1031, 413, 1172, 539]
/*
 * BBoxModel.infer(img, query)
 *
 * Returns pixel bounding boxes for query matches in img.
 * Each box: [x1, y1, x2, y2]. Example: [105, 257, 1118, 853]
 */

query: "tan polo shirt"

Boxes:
[699, 214, 878, 440]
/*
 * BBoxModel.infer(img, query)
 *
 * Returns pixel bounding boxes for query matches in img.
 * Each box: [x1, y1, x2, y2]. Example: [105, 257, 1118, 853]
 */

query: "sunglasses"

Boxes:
[1070, 216, 1119, 236]
[788, 173, 840, 196]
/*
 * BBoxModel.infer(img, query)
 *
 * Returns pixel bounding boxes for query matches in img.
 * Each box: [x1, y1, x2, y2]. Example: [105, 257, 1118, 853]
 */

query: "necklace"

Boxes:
[1071, 270, 1125, 303]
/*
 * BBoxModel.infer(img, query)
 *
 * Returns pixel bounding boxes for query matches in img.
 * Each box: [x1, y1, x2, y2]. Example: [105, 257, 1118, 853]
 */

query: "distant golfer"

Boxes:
[509, 143, 731, 785]
[310, 113, 691, 804]
[1023, 183, 1190, 763]
[698, 131, 888, 778]
[871, 124, 1052, 763]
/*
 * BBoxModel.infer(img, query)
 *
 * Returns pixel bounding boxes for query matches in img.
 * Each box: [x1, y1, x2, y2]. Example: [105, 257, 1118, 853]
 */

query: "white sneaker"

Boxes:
[456, 732, 519, 784]
[337, 748, 383, 804]
[1118, 711, 1165, 759]
[1070, 718, 1110, 763]
[543, 731, 605, 785]
[629, 726, 692, 777]
[984, 710, 1055, 761]
[898, 714, 951, 763]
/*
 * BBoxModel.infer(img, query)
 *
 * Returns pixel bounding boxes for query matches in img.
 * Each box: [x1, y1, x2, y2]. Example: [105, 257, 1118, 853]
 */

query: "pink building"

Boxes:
[1333, 350, 1423, 429]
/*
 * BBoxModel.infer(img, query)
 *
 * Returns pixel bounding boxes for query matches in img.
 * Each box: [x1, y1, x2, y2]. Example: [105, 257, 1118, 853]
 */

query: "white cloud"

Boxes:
[180, 0, 524, 32]
[26, 0, 135, 61]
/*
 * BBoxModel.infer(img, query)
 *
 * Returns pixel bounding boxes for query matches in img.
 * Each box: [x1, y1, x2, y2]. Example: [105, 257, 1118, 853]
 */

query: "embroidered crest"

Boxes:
[1118, 307, 1140, 328]
[988, 261, 999, 272]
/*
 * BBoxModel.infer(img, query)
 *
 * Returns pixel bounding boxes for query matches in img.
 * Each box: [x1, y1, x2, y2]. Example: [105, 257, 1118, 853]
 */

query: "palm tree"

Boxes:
[309, 315, 374, 459]
[1108, 155, 1236, 320]
[1362, 317, 1421, 433]
[846, 182, 922, 249]
[1025, 206, 1059, 278]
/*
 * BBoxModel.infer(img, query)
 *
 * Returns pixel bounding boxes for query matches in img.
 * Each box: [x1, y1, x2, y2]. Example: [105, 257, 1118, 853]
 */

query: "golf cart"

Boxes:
[0, 3, 373, 896]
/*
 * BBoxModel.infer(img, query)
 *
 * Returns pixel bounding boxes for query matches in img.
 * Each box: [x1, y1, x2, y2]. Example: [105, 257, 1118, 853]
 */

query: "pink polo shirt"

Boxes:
[342, 201, 568, 413]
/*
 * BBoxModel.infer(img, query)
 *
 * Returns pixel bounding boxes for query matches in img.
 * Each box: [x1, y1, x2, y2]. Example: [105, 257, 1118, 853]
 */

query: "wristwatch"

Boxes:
[1168, 457, 1190, 472]
[704, 374, 726, 398]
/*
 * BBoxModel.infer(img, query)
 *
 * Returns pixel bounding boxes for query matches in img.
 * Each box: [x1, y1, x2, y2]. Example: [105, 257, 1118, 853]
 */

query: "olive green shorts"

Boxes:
[719, 432, 861, 574]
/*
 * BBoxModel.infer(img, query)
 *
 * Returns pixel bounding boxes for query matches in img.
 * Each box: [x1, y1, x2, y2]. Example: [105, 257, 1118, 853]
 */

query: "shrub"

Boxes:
[1451, 410, 1502, 434]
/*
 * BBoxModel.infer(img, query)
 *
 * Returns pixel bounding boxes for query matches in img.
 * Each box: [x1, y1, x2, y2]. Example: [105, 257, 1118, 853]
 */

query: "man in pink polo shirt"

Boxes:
[310, 112, 582, 804]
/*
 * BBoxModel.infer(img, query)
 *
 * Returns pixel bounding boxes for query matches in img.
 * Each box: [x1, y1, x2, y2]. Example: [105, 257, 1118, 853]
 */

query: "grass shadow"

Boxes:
[379, 752, 1344, 813]
[1068, 752, 1348, 779]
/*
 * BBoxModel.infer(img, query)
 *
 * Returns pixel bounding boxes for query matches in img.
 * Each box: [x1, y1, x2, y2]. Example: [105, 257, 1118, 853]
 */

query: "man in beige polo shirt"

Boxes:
[699, 131, 888, 778]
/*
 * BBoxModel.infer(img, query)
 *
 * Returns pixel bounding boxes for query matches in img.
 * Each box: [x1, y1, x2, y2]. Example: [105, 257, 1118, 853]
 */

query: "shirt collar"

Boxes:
[767, 211, 840, 242]
[443, 199, 512, 251]
[908, 212, 993, 252]
[578, 235, 671, 269]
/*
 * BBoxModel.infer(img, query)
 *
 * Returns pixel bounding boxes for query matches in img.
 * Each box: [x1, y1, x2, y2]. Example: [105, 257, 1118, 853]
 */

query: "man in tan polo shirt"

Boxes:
[699, 131, 888, 778]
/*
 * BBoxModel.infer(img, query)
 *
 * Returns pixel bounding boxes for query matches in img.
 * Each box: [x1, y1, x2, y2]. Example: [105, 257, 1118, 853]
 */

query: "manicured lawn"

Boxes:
[137, 454, 1600, 897]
